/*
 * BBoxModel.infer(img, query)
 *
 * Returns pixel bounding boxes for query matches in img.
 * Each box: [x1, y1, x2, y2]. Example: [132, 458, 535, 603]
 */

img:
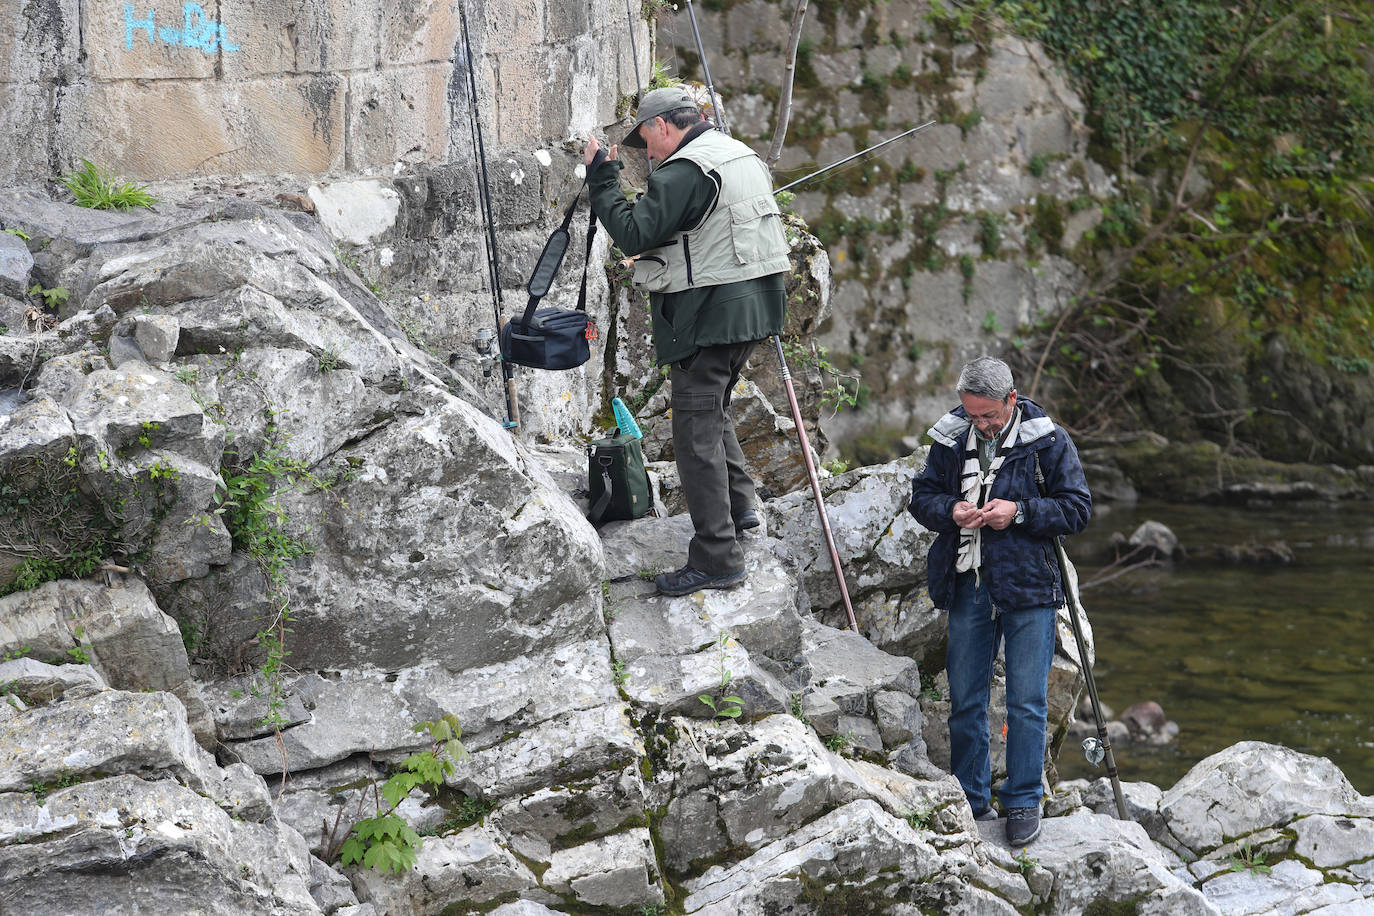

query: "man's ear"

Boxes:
[1007, 389, 1018, 408]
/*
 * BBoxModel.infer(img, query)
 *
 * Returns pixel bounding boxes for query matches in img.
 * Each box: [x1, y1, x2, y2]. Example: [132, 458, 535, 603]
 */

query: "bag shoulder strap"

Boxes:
[519, 190, 586, 331]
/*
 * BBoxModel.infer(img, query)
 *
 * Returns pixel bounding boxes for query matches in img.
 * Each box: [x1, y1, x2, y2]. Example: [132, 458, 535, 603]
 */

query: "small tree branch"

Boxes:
[766, 0, 809, 169]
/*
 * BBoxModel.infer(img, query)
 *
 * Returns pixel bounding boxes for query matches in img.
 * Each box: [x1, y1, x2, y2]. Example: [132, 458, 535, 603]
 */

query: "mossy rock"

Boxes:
[1109, 437, 1365, 503]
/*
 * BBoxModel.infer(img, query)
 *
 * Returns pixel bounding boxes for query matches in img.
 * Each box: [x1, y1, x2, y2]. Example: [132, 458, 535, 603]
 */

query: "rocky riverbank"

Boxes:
[3, 190, 1372, 915]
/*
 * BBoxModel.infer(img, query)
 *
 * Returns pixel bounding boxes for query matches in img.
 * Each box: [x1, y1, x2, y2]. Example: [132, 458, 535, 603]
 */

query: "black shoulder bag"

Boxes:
[499, 190, 599, 371]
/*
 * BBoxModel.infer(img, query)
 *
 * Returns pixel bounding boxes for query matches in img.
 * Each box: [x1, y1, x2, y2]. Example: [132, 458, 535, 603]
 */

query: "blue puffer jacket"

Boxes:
[908, 396, 1092, 613]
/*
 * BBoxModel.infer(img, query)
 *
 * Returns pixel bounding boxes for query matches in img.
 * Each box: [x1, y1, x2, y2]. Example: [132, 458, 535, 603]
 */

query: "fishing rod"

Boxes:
[775, 120, 936, 195]
[624, 0, 644, 103]
[1035, 454, 1130, 821]
[679, 2, 857, 633]
[458, 1, 519, 430]
[682, 0, 729, 137]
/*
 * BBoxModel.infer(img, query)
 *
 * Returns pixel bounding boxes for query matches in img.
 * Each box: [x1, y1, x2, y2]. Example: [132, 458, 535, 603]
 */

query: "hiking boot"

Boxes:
[972, 806, 1000, 822]
[656, 565, 747, 597]
[1006, 806, 1041, 846]
[733, 509, 761, 536]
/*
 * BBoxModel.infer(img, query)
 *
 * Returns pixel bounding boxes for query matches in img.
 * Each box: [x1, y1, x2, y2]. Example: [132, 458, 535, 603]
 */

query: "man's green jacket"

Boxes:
[587, 125, 787, 365]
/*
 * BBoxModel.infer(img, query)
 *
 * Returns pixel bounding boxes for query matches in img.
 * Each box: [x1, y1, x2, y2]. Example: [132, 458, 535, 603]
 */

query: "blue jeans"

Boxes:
[946, 572, 1057, 811]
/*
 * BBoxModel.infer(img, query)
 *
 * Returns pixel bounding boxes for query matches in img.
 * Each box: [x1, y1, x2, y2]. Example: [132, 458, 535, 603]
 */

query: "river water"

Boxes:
[1055, 500, 1374, 795]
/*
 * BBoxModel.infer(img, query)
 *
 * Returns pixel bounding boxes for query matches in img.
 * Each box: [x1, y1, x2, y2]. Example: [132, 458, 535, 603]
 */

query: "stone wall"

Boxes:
[658, 0, 1115, 459]
[0, 0, 644, 182]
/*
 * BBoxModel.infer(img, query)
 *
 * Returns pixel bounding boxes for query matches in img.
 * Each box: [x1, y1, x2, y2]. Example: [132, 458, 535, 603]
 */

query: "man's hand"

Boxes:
[979, 499, 1018, 530]
[584, 136, 618, 167]
[952, 500, 984, 529]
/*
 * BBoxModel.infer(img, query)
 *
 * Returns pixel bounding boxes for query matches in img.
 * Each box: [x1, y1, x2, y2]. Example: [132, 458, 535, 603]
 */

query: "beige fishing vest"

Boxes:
[632, 131, 792, 293]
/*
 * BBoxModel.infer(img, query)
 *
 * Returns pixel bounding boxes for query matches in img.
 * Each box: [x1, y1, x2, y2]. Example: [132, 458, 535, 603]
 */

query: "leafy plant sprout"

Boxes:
[698, 632, 744, 721]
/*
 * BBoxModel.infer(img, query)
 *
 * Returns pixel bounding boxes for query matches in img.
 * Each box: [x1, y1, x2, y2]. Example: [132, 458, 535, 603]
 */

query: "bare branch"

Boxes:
[765, 0, 809, 170]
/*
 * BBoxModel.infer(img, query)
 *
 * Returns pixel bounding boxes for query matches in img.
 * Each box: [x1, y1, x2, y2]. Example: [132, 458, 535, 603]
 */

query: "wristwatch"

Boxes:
[1013, 503, 1026, 525]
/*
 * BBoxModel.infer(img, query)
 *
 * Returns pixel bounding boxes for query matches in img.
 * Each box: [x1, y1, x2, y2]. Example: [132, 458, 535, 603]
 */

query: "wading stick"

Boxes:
[773, 337, 859, 632]
[682, 0, 729, 137]
[624, 0, 644, 103]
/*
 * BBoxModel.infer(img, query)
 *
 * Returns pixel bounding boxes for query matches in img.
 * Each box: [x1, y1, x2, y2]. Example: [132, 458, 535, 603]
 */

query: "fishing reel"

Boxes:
[1082, 736, 1106, 767]
[473, 327, 498, 377]
[446, 327, 500, 377]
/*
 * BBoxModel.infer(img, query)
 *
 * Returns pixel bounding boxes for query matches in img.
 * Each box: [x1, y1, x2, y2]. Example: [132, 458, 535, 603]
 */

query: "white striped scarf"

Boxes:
[955, 406, 1023, 580]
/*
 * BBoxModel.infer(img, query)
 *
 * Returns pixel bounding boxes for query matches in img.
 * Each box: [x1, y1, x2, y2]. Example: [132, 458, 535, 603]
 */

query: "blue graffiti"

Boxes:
[124, 3, 240, 53]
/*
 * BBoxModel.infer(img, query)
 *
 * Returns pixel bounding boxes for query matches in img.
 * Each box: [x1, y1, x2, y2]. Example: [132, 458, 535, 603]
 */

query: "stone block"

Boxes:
[218, 0, 377, 77]
[308, 178, 402, 246]
[812, 48, 864, 87]
[546, 0, 590, 43]
[80, 76, 344, 179]
[133, 313, 179, 363]
[482, 0, 544, 54]
[0, 658, 104, 704]
[346, 65, 453, 171]
[378, 0, 459, 67]
[724, 0, 782, 52]
[352, 824, 539, 915]
[0, 231, 33, 299]
[543, 829, 665, 909]
[84, 0, 219, 80]
[0, 689, 209, 793]
[0, 84, 61, 187]
[493, 47, 573, 145]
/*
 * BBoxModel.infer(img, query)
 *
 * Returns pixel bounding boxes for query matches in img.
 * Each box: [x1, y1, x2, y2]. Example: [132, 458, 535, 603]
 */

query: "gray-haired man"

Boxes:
[909, 356, 1092, 846]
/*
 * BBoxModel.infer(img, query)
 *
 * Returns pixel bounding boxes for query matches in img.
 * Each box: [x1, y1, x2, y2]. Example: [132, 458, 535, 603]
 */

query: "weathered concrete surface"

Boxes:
[1, 0, 648, 182]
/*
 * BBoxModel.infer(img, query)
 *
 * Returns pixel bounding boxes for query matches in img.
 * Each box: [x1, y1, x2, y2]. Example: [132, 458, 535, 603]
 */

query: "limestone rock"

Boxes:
[0, 578, 213, 744]
[681, 799, 964, 915]
[350, 823, 538, 916]
[766, 455, 934, 613]
[1003, 812, 1216, 914]
[607, 540, 805, 664]
[0, 689, 210, 794]
[0, 230, 33, 299]
[542, 828, 665, 909]
[1160, 742, 1374, 857]
[798, 617, 921, 731]
[0, 774, 321, 915]
[0, 658, 104, 704]
[446, 703, 644, 802]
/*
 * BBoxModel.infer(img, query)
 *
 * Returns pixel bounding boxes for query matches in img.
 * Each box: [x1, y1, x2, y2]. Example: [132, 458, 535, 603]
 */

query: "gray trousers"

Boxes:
[670, 341, 759, 575]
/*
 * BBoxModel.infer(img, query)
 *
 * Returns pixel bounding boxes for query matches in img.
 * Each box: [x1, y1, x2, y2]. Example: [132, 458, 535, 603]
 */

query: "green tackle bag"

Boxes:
[586, 430, 652, 525]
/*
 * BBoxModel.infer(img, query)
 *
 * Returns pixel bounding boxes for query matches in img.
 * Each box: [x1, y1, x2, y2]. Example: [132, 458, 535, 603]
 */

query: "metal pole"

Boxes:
[773, 337, 859, 632]
[682, 0, 729, 135]
[774, 121, 936, 195]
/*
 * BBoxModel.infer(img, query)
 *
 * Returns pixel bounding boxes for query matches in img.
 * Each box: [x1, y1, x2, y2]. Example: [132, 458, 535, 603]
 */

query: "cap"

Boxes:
[623, 86, 699, 148]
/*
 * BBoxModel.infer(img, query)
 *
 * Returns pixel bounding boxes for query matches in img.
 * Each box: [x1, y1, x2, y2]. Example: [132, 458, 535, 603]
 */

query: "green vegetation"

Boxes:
[697, 632, 744, 721]
[1227, 839, 1273, 875]
[213, 423, 315, 729]
[59, 159, 157, 211]
[970, 0, 1374, 458]
[333, 715, 468, 874]
[27, 283, 68, 310]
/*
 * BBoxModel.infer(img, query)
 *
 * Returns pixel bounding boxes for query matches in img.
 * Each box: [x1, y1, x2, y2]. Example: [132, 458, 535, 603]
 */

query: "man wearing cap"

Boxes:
[583, 87, 790, 597]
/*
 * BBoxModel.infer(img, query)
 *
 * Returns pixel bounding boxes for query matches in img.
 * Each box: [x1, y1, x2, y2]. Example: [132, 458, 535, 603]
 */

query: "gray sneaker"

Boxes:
[973, 806, 1000, 822]
[1006, 806, 1041, 846]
